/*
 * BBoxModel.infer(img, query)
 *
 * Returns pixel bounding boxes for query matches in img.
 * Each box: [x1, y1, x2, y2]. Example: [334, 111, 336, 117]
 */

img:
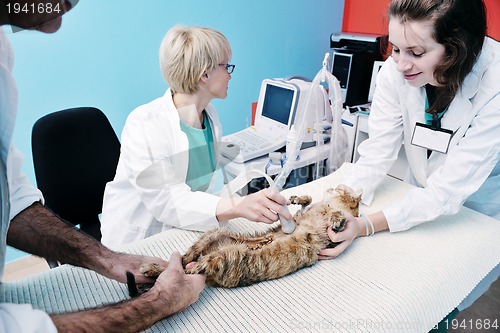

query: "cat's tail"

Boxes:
[126, 271, 139, 297]
[126, 271, 155, 297]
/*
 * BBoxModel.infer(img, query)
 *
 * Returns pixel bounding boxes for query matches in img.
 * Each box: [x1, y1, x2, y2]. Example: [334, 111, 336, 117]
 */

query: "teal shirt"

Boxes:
[424, 98, 447, 127]
[179, 112, 216, 192]
[424, 88, 448, 128]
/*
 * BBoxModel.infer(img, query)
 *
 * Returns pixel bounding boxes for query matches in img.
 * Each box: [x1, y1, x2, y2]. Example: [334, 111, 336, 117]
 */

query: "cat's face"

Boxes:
[325, 186, 362, 216]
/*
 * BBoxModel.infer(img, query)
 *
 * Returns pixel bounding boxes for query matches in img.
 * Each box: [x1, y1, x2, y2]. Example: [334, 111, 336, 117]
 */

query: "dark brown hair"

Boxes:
[389, 0, 486, 114]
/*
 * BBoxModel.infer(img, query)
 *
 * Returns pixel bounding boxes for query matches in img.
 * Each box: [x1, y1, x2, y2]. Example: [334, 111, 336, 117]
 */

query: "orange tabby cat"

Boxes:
[128, 185, 361, 294]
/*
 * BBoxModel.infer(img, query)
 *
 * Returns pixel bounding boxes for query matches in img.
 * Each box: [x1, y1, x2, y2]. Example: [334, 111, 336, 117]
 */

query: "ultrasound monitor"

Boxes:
[220, 77, 320, 163]
[254, 80, 298, 134]
[260, 84, 295, 126]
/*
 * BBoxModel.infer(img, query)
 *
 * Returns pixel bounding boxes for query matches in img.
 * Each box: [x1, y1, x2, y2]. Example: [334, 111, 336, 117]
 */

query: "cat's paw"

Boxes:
[290, 195, 312, 207]
[330, 214, 347, 233]
[325, 212, 346, 249]
[290, 195, 313, 213]
[185, 261, 205, 275]
[140, 263, 166, 278]
[182, 249, 199, 267]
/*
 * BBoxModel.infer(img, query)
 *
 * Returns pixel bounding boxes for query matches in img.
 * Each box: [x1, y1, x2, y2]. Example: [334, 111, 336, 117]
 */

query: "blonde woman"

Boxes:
[101, 26, 291, 248]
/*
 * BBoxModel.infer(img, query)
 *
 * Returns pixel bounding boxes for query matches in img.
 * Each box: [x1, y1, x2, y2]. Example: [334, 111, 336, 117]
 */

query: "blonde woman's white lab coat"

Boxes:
[343, 37, 500, 232]
[101, 89, 223, 248]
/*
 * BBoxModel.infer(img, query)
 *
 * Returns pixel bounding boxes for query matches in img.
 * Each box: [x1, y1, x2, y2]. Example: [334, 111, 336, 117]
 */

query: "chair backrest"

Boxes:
[31, 107, 120, 241]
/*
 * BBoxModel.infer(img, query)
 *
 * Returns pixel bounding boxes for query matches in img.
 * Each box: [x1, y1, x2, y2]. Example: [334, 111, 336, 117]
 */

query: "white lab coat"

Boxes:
[101, 89, 224, 248]
[342, 37, 500, 232]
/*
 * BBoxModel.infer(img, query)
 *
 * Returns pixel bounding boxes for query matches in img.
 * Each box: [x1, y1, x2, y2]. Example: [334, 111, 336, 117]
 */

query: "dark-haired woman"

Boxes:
[320, 0, 500, 316]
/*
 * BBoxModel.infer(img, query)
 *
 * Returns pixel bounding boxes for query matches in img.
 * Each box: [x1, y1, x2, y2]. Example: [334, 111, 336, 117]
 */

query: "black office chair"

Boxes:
[31, 107, 120, 267]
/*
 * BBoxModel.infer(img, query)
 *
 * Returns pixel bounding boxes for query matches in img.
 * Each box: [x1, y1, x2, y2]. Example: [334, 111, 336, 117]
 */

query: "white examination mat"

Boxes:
[1, 164, 499, 332]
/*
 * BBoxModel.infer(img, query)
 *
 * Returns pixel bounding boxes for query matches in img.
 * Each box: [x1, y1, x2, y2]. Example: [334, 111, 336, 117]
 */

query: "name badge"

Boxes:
[411, 122, 453, 154]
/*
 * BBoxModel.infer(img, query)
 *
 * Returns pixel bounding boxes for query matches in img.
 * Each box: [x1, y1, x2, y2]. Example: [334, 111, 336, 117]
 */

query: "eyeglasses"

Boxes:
[219, 63, 235, 74]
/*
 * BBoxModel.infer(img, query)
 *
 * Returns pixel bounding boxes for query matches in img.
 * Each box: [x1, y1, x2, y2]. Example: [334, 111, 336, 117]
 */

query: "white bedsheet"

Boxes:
[1, 164, 499, 332]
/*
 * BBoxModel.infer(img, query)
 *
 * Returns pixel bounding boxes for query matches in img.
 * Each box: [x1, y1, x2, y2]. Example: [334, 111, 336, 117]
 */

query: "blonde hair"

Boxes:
[159, 25, 232, 93]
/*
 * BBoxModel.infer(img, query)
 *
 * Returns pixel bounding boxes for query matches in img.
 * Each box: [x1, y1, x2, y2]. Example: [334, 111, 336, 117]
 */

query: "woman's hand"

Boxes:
[318, 211, 388, 260]
[217, 188, 292, 223]
[318, 212, 363, 260]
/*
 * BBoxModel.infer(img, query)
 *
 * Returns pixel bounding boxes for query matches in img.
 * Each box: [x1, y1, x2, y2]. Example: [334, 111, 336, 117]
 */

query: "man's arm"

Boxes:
[50, 252, 206, 333]
[7, 201, 106, 268]
[7, 202, 168, 283]
[7, 204, 207, 332]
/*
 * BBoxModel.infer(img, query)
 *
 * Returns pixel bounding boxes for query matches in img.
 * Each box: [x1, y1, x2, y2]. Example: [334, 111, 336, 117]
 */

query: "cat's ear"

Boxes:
[335, 184, 356, 196]
[344, 190, 362, 208]
[353, 192, 362, 205]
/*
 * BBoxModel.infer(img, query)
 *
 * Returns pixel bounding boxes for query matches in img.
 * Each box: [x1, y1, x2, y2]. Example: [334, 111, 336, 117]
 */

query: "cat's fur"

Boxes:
[128, 185, 361, 294]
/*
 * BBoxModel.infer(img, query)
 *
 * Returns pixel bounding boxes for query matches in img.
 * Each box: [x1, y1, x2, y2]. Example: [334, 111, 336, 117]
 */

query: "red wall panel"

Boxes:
[342, 0, 500, 40]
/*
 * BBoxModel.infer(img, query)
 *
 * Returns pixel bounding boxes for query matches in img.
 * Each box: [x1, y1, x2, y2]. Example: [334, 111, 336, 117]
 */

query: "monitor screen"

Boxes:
[261, 84, 295, 125]
[332, 53, 352, 89]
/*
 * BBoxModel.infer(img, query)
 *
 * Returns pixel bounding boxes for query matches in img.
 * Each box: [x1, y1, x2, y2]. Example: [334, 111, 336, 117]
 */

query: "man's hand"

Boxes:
[51, 252, 206, 332]
[150, 252, 206, 316]
[99, 252, 170, 284]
